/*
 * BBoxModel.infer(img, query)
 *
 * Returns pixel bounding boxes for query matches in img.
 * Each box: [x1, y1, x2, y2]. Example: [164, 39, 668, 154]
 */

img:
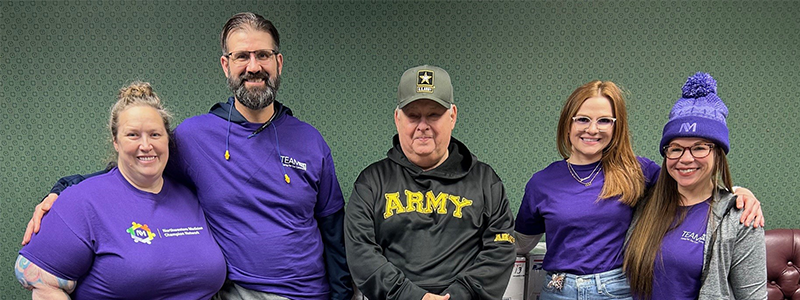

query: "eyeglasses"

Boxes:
[663, 143, 715, 159]
[224, 49, 279, 66]
[571, 116, 617, 130]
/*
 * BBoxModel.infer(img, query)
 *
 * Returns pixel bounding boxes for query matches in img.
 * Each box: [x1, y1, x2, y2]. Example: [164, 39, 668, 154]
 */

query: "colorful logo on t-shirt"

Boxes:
[126, 222, 156, 244]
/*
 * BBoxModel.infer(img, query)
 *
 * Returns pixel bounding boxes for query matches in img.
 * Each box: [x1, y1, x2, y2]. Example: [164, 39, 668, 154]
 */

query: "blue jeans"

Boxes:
[540, 268, 632, 300]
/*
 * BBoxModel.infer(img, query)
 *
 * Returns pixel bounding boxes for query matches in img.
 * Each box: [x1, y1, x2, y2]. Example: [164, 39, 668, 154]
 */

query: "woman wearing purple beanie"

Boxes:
[624, 72, 767, 299]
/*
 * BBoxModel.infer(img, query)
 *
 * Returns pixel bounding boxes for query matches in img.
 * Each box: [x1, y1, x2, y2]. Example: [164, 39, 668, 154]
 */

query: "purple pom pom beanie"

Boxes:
[660, 72, 730, 155]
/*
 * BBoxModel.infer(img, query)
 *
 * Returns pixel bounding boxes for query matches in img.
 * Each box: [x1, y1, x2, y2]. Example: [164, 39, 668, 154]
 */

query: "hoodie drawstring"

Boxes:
[272, 122, 290, 184]
[223, 101, 290, 184]
[224, 101, 234, 160]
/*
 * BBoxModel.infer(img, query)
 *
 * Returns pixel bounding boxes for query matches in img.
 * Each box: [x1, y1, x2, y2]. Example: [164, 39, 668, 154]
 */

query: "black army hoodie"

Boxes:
[345, 135, 516, 299]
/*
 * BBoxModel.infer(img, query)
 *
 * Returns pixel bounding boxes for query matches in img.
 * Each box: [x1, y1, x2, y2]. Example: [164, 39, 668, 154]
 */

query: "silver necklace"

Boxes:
[566, 160, 603, 187]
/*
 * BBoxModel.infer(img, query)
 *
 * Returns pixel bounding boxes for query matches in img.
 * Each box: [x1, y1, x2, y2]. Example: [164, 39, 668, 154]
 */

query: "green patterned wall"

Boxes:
[2, 0, 798, 297]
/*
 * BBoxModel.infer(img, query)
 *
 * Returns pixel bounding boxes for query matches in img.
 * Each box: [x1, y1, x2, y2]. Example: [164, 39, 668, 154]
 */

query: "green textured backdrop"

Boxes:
[2, 0, 798, 297]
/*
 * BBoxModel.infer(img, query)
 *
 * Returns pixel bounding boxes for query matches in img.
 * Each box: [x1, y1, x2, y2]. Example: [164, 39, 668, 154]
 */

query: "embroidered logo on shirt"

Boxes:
[281, 155, 307, 171]
[494, 233, 516, 243]
[126, 222, 155, 244]
[680, 230, 707, 244]
[383, 190, 473, 219]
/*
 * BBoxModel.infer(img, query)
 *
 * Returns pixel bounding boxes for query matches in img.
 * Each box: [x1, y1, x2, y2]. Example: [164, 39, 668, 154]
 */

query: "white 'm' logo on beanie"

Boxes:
[679, 122, 697, 133]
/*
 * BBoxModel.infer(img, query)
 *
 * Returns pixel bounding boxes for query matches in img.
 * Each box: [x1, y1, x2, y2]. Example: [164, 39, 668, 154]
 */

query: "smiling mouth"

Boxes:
[242, 72, 269, 83]
[138, 156, 157, 162]
[581, 137, 600, 142]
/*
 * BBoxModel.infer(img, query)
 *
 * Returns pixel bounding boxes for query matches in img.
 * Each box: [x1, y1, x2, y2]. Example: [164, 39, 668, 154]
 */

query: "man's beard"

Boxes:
[228, 71, 281, 110]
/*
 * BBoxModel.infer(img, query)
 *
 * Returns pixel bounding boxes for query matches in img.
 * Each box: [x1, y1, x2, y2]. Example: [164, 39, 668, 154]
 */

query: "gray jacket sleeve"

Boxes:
[727, 214, 767, 299]
[699, 192, 767, 300]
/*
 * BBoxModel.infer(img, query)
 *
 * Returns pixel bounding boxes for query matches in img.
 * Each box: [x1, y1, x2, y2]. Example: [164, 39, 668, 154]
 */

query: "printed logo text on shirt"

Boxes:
[681, 230, 707, 244]
[281, 155, 307, 171]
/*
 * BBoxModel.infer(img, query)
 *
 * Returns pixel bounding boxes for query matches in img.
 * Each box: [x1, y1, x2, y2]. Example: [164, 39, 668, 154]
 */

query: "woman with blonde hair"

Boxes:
[15, 82, 226, 299]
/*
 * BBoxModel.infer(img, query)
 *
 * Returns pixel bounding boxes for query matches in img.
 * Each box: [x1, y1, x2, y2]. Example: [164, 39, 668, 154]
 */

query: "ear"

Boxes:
[220, 55, 231, 78]
[449, 104, 458, 129]
[394, 108, 402, 131]
[113, 137, 120, 153]
[275, 53, 284, 76]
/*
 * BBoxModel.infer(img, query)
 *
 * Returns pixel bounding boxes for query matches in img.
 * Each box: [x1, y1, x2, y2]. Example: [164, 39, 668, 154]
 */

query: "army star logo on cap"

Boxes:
[416, 70, 434, 94]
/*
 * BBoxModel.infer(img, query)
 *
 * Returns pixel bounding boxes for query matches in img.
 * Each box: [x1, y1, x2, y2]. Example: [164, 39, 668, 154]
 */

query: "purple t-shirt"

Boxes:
[171, 111, 345, 299]
[649, 200, 710, 300]
[20, 168, 226, 299]
[515, 157, 660, 274]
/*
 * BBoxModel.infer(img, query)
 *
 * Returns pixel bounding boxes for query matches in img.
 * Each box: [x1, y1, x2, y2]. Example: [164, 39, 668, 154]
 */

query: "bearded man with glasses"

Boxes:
[21, 12, 352, 300]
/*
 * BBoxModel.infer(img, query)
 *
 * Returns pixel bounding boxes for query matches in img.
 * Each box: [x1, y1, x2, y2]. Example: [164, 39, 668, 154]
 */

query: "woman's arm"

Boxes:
[728, 225, 768, 299]
[15, 255, 76, 300]
[732, 187, 765, 228]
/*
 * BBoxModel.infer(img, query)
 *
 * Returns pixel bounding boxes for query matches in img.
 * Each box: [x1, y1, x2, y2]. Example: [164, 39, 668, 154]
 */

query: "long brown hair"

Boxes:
[556, 80, 645, 206]
[624, 146, 733, 299]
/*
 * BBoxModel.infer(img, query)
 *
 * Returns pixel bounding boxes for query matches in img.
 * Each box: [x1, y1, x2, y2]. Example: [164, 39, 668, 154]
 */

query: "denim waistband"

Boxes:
[543, 268, 631, 299]
[546, 267, 626, 291]
[551, 267, 625, 279]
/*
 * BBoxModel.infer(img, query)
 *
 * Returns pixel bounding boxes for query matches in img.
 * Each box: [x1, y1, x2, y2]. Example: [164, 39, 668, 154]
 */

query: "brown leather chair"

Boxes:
[765, 228, 800, 299]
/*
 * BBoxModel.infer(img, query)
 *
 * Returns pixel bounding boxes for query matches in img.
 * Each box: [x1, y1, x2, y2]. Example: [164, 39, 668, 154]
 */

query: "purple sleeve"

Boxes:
[314, 149, 345, 218]
[638, 156, 662, 188]
[515, 176, 546, 236]
[19, 209, 93, 281]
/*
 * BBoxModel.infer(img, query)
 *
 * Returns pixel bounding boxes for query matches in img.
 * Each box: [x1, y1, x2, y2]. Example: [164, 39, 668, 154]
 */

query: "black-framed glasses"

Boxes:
[663, 143, 715, 159]
[224, 49, 279, 66]
[571, 116, 617, 131]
